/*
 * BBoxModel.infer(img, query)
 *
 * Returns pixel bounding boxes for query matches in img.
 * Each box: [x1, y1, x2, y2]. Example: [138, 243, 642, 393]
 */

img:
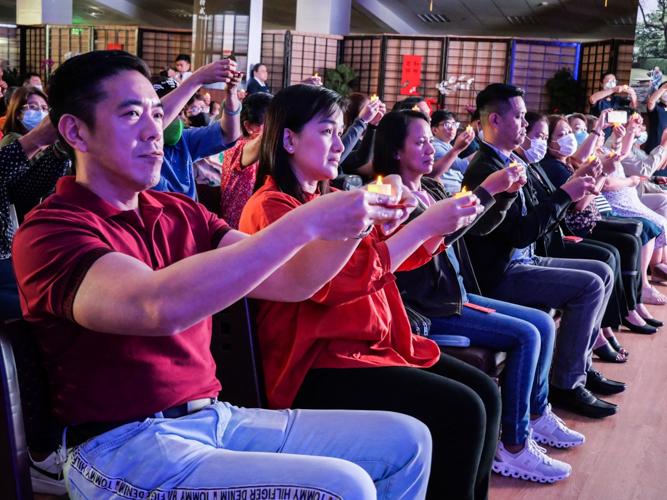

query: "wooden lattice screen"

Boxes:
[443, 38, 510, 126]
[579, 40, 613, 113]
[381, 36, 444, 111]
[511, 40, 580, 114]
[341, 36, 383, 97]
[260, 30, 288, 93]
[139, 28, 192, 77]
[288, 32, 341, 87]
[0, 27, 20, 73]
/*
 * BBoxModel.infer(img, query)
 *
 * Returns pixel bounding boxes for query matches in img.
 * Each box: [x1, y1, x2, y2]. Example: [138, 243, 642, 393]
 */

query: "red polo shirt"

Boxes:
[12, 176, 231, 426]
[239, 177, 441, 410]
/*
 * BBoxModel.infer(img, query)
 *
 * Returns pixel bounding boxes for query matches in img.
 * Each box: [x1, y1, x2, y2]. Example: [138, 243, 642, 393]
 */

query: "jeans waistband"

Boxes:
[65, 398, 215, 449]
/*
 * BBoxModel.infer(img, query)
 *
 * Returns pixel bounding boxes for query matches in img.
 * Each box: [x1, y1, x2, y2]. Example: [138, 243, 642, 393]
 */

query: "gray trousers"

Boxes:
[490, 257, 613, 390]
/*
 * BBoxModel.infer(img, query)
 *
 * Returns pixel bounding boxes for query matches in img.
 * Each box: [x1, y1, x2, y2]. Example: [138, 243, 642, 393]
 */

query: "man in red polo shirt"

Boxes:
[12, 51, 432, 500]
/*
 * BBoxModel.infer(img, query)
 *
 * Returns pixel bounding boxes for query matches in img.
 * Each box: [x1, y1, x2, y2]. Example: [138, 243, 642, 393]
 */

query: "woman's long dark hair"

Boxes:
[254, 84, 347, 203]
[373, 110, 430, 177]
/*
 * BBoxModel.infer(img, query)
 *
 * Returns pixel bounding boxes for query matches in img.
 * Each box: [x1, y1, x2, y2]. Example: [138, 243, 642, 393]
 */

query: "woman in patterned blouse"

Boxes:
[0, 115, 69, 320]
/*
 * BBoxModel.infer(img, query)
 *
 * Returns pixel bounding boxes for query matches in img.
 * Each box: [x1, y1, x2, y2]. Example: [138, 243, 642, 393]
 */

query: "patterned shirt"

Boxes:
[219, 138, 258, 229]
[1, 141, 69, 259]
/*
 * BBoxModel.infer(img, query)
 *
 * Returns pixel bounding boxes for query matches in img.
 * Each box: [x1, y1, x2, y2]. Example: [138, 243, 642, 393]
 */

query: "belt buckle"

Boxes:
[186, 398, 213, 414]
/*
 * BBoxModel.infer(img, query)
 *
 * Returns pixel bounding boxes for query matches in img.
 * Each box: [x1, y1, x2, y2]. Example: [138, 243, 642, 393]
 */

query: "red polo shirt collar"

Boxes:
[55, 176, 165, 219]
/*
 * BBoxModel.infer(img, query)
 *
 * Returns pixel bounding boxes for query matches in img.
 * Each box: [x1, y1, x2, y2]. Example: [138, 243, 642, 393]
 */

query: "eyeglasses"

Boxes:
[22, 103, 49, 113]
[189, 105, 210, 115]
[442, 122, 460, 130]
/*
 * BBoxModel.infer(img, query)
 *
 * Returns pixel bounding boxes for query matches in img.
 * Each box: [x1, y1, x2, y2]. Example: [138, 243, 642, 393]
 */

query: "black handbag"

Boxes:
[595, 216, 643, 239]
[404, 303, 431, 337]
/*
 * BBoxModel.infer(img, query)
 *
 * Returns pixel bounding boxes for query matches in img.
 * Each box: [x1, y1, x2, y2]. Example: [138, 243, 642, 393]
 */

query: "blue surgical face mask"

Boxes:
[21, 109, 48, 131]
[573, 130, 588, 146]
[636, 131, 648, 145]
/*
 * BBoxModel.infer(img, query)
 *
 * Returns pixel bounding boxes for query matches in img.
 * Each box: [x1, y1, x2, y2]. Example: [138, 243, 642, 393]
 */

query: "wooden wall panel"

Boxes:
[341, 36, 382, 97]
[443, 39, 509, 126]
[579, 41, 612, 113]
[511, 40, 579, 114]
[140, 28, 192, 77]
[260, 30, 288, 93]
[382, 36, 444, 111]
[288, 32, 341, 87]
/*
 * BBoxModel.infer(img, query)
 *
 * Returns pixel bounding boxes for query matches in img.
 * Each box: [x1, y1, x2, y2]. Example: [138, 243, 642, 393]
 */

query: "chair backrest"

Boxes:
[0, 320, 36, 500]
[210, 298, 268, 409]
[196, 183, 223, 216]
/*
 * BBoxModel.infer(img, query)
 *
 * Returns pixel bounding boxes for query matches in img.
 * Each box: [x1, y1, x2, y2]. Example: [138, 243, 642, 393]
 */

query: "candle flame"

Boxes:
[371, 94, 378, 101]
[314, 73, 318, 77]
[588, 154, 597, 163]
[461, 186, 468, 193]
[412, 105, 420, 111]
[376, 176, 383, 185]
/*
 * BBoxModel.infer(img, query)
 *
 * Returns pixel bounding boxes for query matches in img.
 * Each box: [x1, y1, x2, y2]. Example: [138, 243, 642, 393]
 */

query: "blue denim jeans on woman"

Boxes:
[428, 294, 555, 447]
[64, 402, 432, 500]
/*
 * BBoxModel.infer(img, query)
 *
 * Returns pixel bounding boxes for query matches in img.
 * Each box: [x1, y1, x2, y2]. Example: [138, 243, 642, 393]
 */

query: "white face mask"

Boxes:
[550, 133, 578, 157]
[478, 129, 484, 141]
[603, 80, 617, 90]
[520, 137, 548, 164]
[34, 84, 43, 91]
[636, 131, 648, 145]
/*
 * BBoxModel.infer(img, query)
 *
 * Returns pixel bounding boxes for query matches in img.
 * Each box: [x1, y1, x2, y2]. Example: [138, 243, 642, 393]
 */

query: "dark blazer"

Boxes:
[246, 79, 271, 95]
[395, 177, 514, 318]
[461, 142, 573, 294]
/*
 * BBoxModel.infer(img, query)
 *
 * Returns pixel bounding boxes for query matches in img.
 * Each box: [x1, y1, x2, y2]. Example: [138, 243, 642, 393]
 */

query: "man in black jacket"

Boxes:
[462, 83, 625, 420]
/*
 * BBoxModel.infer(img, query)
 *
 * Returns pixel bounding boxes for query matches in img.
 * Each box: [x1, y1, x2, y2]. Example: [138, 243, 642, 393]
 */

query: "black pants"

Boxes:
[560, 238, 629, 327]
[292, 354, 502, 500]
[588, 228, 643, 310]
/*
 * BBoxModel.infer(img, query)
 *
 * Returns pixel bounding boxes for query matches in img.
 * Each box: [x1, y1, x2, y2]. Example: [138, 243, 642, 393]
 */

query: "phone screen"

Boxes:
[608, 110, 628, 124]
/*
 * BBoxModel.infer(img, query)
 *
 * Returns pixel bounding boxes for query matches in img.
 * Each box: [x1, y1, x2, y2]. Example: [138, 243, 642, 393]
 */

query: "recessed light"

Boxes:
[540, 2, 548, 5]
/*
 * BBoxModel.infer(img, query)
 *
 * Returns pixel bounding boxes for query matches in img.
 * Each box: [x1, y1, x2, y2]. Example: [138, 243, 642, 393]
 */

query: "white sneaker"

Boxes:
[29, 445, 68, 495]
[530, 403, 585, 449]
[493, 430, 572, 483]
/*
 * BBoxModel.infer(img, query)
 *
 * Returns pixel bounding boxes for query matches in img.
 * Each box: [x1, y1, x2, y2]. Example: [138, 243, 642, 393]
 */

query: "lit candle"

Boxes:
[371, 94, 378, 101]
[314, 73, 318, 78]
[466, 125, 472, 133]
[367, 176, 392, 195]
[454, 186, 471, 199]
[588, 154, 597, 163]
[412, 105, 420, 111]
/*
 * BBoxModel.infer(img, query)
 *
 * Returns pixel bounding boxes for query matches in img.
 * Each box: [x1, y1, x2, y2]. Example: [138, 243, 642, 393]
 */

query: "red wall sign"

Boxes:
[107, 43, 122, 50]
[400, 55, 422, 96]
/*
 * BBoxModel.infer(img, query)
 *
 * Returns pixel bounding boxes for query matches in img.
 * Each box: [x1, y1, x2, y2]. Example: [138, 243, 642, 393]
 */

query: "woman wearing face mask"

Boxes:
[0, 86, 50, 150]
[240, 84, 503, 500]
[568, 113, 589, 147]
[646, 81, 667, 155]
[517, 112, 655, 360]
[541, 114, 663, 329]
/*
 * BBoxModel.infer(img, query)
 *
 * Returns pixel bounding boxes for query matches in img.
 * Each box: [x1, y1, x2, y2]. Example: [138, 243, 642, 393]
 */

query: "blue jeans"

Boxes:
[0, 258, 21, 320]
[64, 402, 432, 500]
[429, 294, 554, 446]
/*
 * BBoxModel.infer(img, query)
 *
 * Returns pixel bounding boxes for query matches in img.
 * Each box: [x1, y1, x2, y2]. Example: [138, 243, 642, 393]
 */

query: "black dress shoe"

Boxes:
[586, 368, 626, 395]
[549, 385, 618, 418]
[642, 317, 664, 328]
[621, 318, 658, 335]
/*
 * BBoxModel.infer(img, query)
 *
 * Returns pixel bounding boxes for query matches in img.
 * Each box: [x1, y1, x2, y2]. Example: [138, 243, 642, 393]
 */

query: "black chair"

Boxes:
[210, 298, 268, 409]
[0, 319, 44, 500]
[196, 183, 222, 216]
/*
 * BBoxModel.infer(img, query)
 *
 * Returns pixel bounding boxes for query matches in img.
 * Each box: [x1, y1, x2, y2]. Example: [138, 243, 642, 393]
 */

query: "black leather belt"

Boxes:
[66, 398, 215, 448]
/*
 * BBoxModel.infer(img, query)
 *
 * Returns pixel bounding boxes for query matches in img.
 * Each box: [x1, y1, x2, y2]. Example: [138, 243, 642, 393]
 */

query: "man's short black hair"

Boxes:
[49, 50, 151, 159]
[241, 92, 273, 137]
[430, 109, 456, 128]
[392, 96, 425, 112]
[175, 54, 191, 64]
[471, 108, 480, 122]
[23, 72, 40, 84]
[476, 83, 525, 124]
[601, 72, 615, 83]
